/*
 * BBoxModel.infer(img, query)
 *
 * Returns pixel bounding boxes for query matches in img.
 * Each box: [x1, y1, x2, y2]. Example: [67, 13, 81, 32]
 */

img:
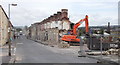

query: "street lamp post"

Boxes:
[8, 4, 17, 19]
[8, 27, 11, 56]
[8, 3, 17, 56]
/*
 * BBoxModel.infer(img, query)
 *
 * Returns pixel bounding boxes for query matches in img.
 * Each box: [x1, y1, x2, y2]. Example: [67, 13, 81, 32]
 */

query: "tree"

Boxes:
[15, 28, 22, 32]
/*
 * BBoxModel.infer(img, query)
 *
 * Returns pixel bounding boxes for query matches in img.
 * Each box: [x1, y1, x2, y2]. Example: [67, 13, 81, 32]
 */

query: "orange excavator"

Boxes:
[61, 15, 89, 43]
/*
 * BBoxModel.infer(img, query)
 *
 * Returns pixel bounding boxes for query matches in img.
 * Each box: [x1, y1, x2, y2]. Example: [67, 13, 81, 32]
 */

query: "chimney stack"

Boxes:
[57, 11, 62, 20]
[61, 9, 68, 18]
[107, 22, 111, 34]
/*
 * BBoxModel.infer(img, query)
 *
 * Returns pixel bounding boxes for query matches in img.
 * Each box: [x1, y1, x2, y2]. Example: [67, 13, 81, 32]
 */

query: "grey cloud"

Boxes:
[10, 7, 49, 26]
[1, 0, 118, 26]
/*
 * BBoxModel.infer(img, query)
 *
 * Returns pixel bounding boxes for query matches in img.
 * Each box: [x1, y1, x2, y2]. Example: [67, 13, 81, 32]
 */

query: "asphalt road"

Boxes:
[14, 36, 98, 63]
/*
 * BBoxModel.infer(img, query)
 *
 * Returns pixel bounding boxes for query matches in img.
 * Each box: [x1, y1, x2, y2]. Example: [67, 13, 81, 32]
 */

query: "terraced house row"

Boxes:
[0, 5, 14, 46]
[25, 9, 71, 45]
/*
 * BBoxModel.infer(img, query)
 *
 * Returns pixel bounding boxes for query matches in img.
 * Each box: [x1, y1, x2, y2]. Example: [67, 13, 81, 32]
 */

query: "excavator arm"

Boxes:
[73, 15, 89, 35]
[61, 15, 89, 43]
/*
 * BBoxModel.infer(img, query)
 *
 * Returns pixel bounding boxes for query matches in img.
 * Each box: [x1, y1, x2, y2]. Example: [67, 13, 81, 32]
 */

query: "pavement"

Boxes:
[0, 44, 16, 64]
[85, 54, 119, 65]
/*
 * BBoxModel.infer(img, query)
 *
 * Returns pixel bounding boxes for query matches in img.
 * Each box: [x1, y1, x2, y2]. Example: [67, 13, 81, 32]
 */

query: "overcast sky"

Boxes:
[0, 0, 119, 26]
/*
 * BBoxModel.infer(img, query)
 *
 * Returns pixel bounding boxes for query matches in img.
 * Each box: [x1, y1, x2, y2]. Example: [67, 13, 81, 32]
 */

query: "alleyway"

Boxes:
[14, 35, 98, 63]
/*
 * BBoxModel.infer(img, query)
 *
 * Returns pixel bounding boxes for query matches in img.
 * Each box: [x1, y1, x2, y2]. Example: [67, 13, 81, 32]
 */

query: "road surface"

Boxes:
[14, 36, 98, 63]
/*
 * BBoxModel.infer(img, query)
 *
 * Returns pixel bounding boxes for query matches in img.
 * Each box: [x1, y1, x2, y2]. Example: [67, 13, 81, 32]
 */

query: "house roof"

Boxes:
[0, 5, 9, 19]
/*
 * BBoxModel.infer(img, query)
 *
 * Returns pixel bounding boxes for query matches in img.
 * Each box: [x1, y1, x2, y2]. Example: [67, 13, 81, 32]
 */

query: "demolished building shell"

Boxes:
[27, 9, 71, 45]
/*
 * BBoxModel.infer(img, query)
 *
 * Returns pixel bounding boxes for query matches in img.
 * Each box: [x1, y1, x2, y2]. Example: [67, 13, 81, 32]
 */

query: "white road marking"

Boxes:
[17, 43, 23, 44]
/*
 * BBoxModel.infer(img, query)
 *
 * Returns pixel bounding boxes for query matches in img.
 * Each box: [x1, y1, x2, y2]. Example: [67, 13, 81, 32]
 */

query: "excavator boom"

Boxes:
[73, 15, 89, 35]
